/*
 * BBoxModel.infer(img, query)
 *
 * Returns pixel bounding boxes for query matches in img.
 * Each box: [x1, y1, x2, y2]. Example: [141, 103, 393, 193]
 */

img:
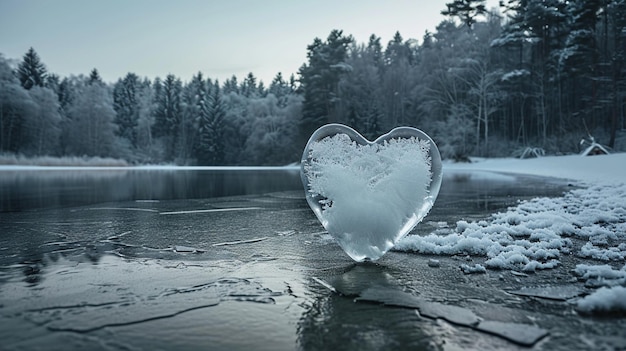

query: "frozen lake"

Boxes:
[0, 168, 624, 350]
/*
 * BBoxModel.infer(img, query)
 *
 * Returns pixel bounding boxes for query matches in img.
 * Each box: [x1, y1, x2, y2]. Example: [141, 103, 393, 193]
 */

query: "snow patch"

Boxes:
[576, 286, 626, 315]
[397, 156, 626, 273]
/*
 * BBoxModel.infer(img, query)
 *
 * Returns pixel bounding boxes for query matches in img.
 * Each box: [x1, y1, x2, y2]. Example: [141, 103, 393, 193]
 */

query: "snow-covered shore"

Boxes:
[398, 152, 626, 315]
[443, 152, 626, 185]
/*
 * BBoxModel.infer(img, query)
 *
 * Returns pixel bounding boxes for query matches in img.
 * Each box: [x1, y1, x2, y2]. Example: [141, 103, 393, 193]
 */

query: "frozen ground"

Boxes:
[397, 153, 626, 315]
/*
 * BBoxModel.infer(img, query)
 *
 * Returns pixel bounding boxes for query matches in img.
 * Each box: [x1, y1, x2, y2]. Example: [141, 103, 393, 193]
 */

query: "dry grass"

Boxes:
[0, 154, 129, 167]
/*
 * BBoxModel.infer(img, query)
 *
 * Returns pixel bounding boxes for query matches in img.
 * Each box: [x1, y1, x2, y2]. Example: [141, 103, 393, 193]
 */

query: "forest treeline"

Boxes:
[1, 0, 625, 165]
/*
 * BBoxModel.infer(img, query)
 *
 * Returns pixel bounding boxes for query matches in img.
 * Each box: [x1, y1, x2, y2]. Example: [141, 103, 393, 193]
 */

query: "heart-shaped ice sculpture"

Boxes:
[301, 124, 442, 262]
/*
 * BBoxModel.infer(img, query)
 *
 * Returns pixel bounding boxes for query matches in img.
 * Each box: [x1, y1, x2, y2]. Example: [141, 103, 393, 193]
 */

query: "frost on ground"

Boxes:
[396, 183, 626, 271]
[396, 153, 626, 315]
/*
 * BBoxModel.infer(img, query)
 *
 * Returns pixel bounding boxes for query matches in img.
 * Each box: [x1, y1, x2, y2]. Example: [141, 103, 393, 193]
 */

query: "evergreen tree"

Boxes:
[56, 77, 74, 114]
[384, 32, 413, 65]
[196, 81, 225, 165]
[367, 34, 384, 68]
[257, 81, 267, 97]
[223, 75, 239, 94]
[134, 79, 155, 157]
[88, 68, 103, 85]
[241, 72, 258, 97]
[45, 74, 60, 92]
[182, 72, 207, 162]
[441, 0, 487, 28]
[152, 74, 182, 161]
[113, 73, 141, 147]
[298, 30, 353, 146]
[17, 47, 47, 90]
[338, 41, 384, 137]
[269, 72, 293, 107]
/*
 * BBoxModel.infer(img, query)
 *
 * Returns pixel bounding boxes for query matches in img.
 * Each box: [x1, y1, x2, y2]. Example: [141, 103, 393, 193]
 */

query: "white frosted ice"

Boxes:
[302, 125, 441, 262]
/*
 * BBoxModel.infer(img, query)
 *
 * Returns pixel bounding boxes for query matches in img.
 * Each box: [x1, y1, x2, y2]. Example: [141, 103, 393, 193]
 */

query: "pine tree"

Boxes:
[113, 73, 140, 147]
[152, 74, 183, 161]
[17, 47, 47, 90]
[196, 81, 225, 165]
[57, 77, 74, 114]
[298, 30, 353, 145]
[223, 75, 239, 94]
[183, 72, 207, 162]
[88, 68, 103, 85]
[441, 0, 487, 28]
[241, 72, 258, 97]
[269, 72, 293, 107]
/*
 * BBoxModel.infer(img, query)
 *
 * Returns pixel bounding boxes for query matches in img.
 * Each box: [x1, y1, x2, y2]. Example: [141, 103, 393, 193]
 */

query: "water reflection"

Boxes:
[0, 167, 302, 212]
[297, 264, 430, 350]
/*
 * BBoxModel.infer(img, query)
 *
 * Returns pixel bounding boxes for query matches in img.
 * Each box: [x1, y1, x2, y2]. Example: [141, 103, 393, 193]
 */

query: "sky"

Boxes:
[0, 0, 500, 84]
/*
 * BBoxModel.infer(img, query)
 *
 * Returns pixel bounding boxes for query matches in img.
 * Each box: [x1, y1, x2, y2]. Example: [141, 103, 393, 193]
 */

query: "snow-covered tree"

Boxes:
[64, 83, 117, 157]
[0, 56, 36, 153]
[24, 86, 62, 155]
[242, 94, 302, 165]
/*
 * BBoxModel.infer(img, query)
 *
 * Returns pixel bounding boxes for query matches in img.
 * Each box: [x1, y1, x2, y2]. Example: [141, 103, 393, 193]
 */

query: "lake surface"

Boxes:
[0, 168, 622, 350]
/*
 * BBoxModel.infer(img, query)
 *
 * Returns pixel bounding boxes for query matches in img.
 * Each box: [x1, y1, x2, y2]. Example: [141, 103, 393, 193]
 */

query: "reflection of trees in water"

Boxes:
[0, 169, 302, 211]
[296, 264, 430, 350]
[18, 250, 103, 287]
[1, 211, 109, 286]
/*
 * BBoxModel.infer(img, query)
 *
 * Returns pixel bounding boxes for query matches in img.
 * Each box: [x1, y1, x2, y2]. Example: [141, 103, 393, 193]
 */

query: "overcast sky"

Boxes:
[0, 0, 500, 84]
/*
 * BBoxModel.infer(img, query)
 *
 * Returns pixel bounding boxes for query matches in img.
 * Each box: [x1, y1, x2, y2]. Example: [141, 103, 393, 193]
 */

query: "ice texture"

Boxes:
[301, 124, 442, 262]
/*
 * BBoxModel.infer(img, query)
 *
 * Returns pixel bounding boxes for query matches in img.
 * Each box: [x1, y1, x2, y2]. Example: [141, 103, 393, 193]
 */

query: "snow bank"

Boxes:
[444, 153, 626, 184]
[398, 152, 626, 314]
[396, 181, 626, 271]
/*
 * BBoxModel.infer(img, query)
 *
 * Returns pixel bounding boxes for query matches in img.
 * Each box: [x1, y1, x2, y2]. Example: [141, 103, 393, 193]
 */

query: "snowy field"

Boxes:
[397, 152, 626, 315]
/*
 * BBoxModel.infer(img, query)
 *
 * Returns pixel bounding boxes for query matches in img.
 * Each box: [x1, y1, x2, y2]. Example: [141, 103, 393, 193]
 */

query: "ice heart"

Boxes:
[301, 124, 442, 262]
